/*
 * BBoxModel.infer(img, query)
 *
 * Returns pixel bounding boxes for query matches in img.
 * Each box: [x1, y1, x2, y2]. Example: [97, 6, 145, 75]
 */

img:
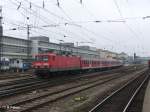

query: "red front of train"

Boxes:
[32, 53, 81, 76]
[32, 52, 122, 76]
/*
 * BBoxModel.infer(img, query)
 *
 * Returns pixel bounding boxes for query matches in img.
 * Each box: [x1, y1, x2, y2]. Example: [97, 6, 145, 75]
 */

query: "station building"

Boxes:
[2, 36, 31, 59]
[1, 35, 100, 60]
[97, 49, 119, 59]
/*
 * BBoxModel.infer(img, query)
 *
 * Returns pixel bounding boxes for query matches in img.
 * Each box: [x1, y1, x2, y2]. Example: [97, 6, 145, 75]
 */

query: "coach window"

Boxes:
[102, 61, 104, 64]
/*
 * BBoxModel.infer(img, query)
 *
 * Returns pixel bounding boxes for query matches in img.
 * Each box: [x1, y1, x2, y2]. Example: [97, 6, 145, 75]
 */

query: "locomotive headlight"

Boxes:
[43, 63, 49, 66]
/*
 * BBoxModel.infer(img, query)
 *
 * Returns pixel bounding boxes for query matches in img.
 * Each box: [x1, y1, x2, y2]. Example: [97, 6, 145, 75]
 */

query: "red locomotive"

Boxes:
[32, 52, 123, 77]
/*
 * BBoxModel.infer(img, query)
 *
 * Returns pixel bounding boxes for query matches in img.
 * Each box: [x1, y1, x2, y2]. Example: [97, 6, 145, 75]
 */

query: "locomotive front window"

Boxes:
[35, 56, 48, 61]
[35, 56, 42, 61]
[43, 56, 49, 61]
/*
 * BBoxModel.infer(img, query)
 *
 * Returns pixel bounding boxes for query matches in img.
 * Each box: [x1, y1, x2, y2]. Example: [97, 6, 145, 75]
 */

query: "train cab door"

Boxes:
[49, 55, 56, 71]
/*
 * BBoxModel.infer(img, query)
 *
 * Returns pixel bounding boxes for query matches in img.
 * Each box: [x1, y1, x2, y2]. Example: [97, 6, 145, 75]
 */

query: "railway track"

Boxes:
[0, 78, 49, 98]
[0, 77, 37, 87]
[89, 69, 149, 112]
[5, 68, 146, 112]
[0, 65, 145, 112]
[124, 75, 149, 112]
[0, 66, 136, 99]
[0, 72, 32, 80]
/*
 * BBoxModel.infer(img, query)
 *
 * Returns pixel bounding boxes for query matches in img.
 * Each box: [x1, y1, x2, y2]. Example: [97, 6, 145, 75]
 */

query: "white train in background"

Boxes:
[10, 59, 23, 70]
[0, 57, 31, 72]
[0, 57, 10, 71]
[10, 59, 31, 72]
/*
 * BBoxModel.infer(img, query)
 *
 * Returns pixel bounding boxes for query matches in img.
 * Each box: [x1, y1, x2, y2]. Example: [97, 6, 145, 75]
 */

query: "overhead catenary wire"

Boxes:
[51, 0, 97, 42]
[4, 20, 74, 40]
[5, 17, 91, 43]
[72, 0, 126, 51]
[46, 0, 116, 44]
[125, 0, 145, 53]
[15, 0, 122, 46]
[11, 0, 93, 42]
[12, 0, 57, 25]
[31, 28, 79, 43]
[61, 1, 122, 45]
[113, 0, 145, 55]
[74, 0, 97, 20]
[23, 0, 70, 22]
[113, 0, 142, 41]
[74, 0, 129, 50]
[6, 0, 146, 53]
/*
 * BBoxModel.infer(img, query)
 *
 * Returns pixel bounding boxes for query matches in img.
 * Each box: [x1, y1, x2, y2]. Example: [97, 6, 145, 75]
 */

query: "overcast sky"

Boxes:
[1, 0, 150, 56]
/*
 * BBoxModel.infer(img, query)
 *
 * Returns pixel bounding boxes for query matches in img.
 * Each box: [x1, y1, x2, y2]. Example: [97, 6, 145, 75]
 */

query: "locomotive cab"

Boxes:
[34, 55, 48, 68]
[32, 52, 81, 76]
[32, 53, 57, 76]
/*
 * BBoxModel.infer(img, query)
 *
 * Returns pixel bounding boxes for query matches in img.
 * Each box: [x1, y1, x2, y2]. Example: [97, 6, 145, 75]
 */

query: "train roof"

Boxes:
[34, 52, 80, 57]
[35, 53, 56, 56]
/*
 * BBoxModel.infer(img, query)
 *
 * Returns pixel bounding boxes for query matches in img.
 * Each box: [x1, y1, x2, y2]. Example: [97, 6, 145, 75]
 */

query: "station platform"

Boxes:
[142, 79, 150, 112]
